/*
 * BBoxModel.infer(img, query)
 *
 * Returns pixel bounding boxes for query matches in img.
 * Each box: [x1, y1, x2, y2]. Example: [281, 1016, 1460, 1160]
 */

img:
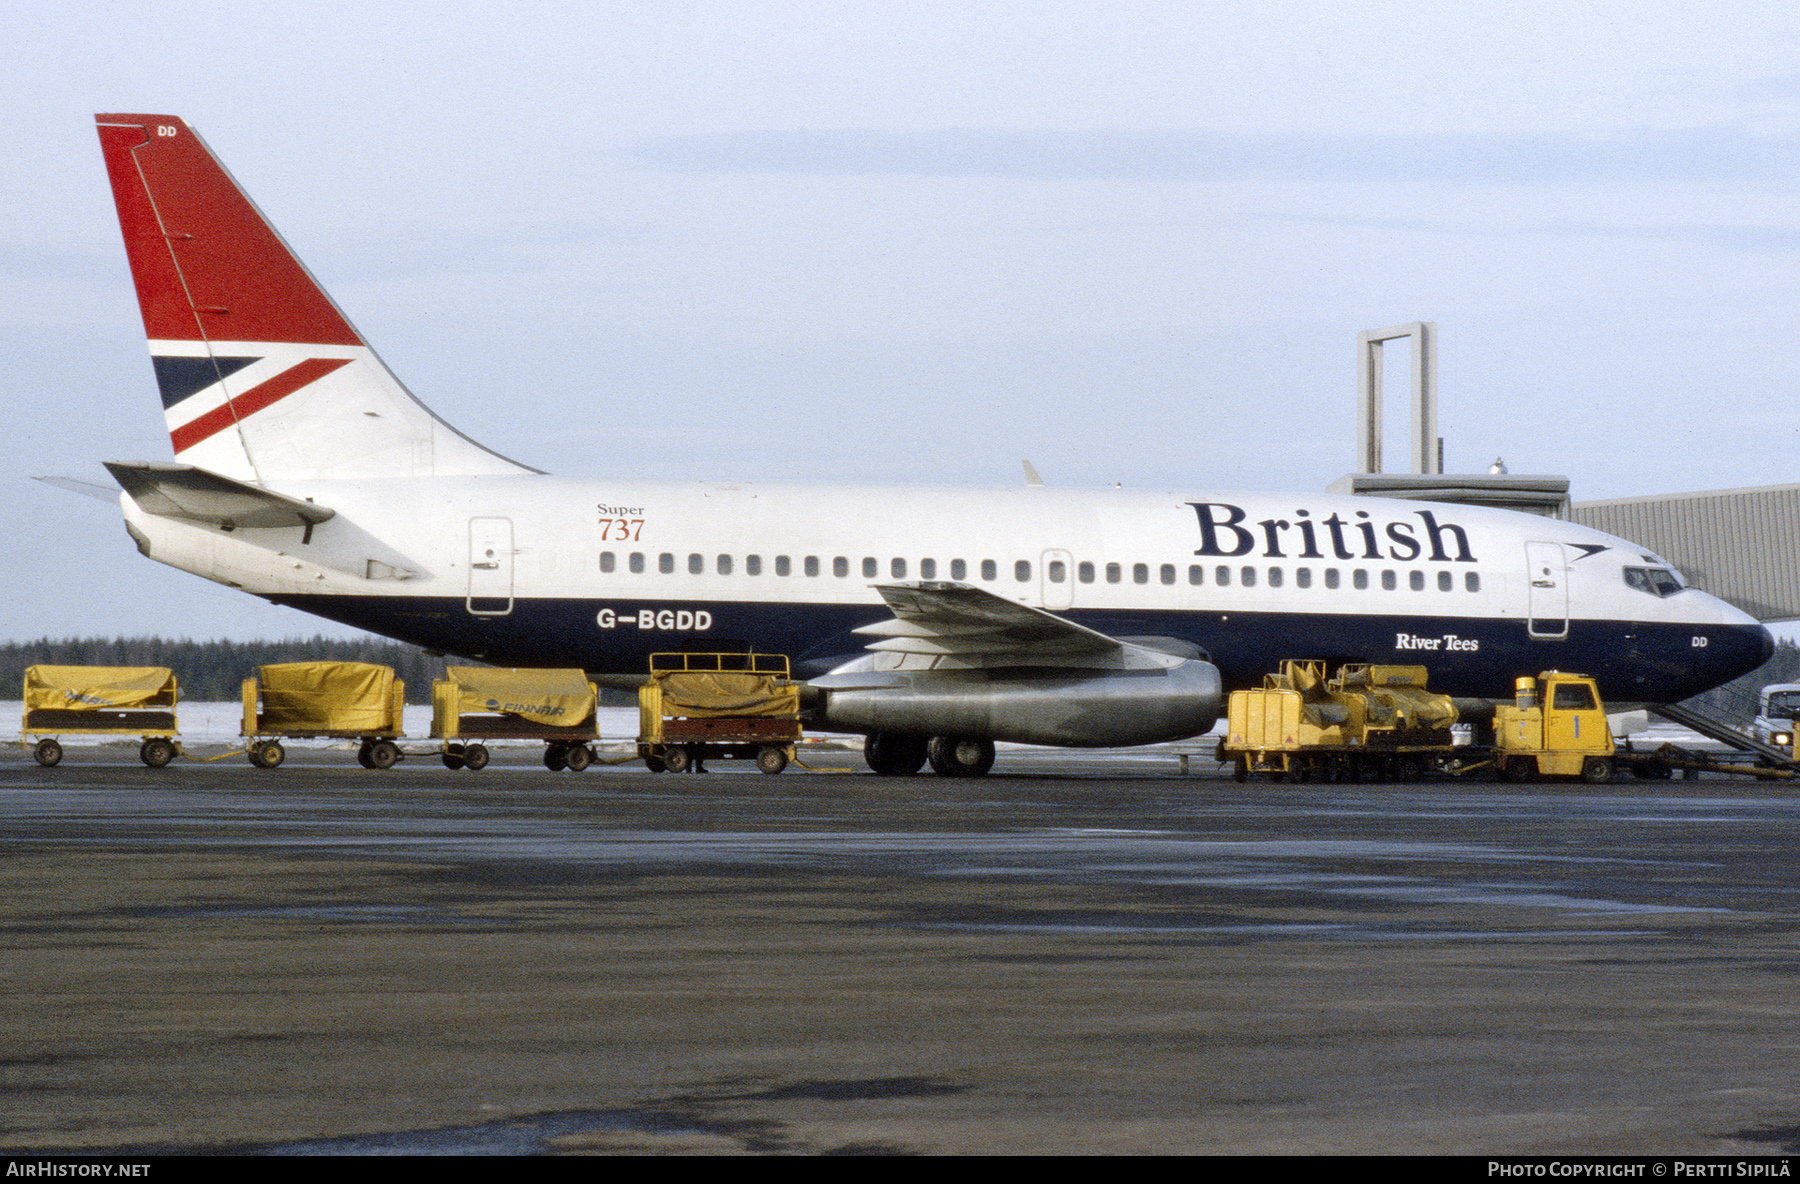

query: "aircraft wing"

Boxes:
[105, 461, 335, 530]
[819, 582, 1187, 677]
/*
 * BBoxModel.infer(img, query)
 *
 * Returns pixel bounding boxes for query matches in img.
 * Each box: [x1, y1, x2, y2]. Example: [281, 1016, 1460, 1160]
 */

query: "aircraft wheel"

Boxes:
[664, 746, 692, 774]
[928, 735, 994, 778]
[756, 745, 788, 775]
[367, 740, 400, 770]
[33, 739, 63, 767]
[564, 744, 593, 772]
[463, 743, 490, 771]
[864, 732, 928, 776]
[1581, 756, 1614, 784]
[544, 743, 568, 772]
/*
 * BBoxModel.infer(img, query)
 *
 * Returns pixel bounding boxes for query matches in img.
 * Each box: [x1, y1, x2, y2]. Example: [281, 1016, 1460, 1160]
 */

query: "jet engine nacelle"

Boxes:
[816, 658, 1223, 747]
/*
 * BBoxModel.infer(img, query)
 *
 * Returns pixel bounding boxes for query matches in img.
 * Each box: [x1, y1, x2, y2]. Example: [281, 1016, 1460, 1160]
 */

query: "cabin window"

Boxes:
[1160, 564, 1176, 585]
[1106, 563, 1122, 584]
[688, 553, 704, 575]
[1267, 567, 1283, 588]
[717, 554, 734, 576]
[1133, 563, 1149, 585]
[1015, 560, 1032, 582]
[1552, 683, 1597, 711]
[1079, 562, 1096, 584]
[1437, 571, 1451, 592]
[863, 557, 878, 578]
[746, 555, 762, 576]
[1188, 565, 1203, 585]
[803, 555, 819, 577]
[892, 558, 907, 579]
[659, 552, 675, 574]
[951, 558, 967, 580]
[600, 552, 615, 573]
[1295, 567, 1311, 589]
[1241, 566, 1257, 588]
[1381, 570, 1396, 591]
[776, 555, 791, 576]
[1216, 565, 1231, 587]
[981, 559, 997, 581]
[921, 558, 936, 579]
[1353, 569, 1368, 590]
[1048, 560, 1066, 583]
[1465, 572, 1480, 593]
[833, 556, 849, 577]
[1410, 570, 1425, 591]
[630, 552, 646, 574]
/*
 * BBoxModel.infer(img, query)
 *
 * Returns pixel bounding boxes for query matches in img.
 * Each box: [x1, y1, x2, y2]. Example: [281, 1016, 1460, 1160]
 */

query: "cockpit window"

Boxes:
[1623, 566, 1683, 597]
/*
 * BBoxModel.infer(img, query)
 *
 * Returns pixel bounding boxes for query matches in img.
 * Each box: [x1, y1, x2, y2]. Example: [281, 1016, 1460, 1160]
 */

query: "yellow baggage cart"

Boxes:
[242, 662, 406, 769]
[431, 667, 600, 771]
[638, 652, 801, 774]
[22, 665, 181, 767]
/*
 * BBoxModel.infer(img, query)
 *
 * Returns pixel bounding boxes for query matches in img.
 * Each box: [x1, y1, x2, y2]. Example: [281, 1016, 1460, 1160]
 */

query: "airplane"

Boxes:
[87, 113, 1773, 776]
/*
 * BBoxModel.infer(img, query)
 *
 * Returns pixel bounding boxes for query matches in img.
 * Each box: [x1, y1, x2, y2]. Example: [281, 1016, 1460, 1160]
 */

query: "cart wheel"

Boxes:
[254, 740, 285, 769]
[368, 740, 400, 770]
[756, 745, 788, 775]
[544, 743, 569, 772]
[664, 746, 692, 774]
[1232, 756, 1248, 783]
[441, 748, 466, 770]
[463, 744, 490, 771]
[33, 738, 63, 767]
[140, 738, 176, 768]
[643, 752, 667, 773]
[357, 741, 376, 769]
[564, 744, 593, 772]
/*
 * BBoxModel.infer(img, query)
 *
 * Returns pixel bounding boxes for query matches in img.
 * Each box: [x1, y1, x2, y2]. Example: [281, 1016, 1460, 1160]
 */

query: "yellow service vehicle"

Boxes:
[1492, 671, 1617, 783]
[1222, 660, 1458, 782]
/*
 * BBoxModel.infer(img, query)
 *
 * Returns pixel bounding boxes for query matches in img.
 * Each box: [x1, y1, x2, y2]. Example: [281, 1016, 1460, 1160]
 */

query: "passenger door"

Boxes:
[467, 517, 514, 615]
[1525, 541, 1568, 639]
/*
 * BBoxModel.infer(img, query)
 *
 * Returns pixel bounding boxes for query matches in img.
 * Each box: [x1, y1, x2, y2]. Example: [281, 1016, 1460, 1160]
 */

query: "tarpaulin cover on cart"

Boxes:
[652, 671, 799, 718]
[24, 665, 177, 711]
[443, 667, 597, 726]
[255, 662, 398, 732]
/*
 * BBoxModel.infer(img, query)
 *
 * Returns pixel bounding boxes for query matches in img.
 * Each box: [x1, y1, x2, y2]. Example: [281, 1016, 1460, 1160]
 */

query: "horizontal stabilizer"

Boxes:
[34, 474, 122, 503]
[105, 461, 335, 530]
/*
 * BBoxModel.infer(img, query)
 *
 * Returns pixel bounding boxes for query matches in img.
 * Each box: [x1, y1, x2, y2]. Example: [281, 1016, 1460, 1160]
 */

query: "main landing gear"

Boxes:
[863, 732, 995, 777]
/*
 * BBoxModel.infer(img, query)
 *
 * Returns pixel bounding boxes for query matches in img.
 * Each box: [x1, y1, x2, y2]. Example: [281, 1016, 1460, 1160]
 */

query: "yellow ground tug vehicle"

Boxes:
[1222, 661, 1631, 783]
[23, 665, 181, 767]
[1493, 671, 1618, 783]
[1222, 660, 1458, 782]
[638, 652, 801, 774]
[431, 667, 601, 771]
[242, 661, 407, 769]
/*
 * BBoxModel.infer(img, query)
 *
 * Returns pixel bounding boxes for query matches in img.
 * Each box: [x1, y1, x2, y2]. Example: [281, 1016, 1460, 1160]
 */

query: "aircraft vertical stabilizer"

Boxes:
[94, 114, 533, 482]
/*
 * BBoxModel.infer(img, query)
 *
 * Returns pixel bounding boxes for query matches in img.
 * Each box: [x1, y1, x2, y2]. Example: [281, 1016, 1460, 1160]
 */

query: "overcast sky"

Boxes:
[5, 1, 1799, 642]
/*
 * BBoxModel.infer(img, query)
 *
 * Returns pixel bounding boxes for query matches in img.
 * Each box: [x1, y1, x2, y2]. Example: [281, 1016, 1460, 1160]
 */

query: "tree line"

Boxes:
[1, 636, 454, 704]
